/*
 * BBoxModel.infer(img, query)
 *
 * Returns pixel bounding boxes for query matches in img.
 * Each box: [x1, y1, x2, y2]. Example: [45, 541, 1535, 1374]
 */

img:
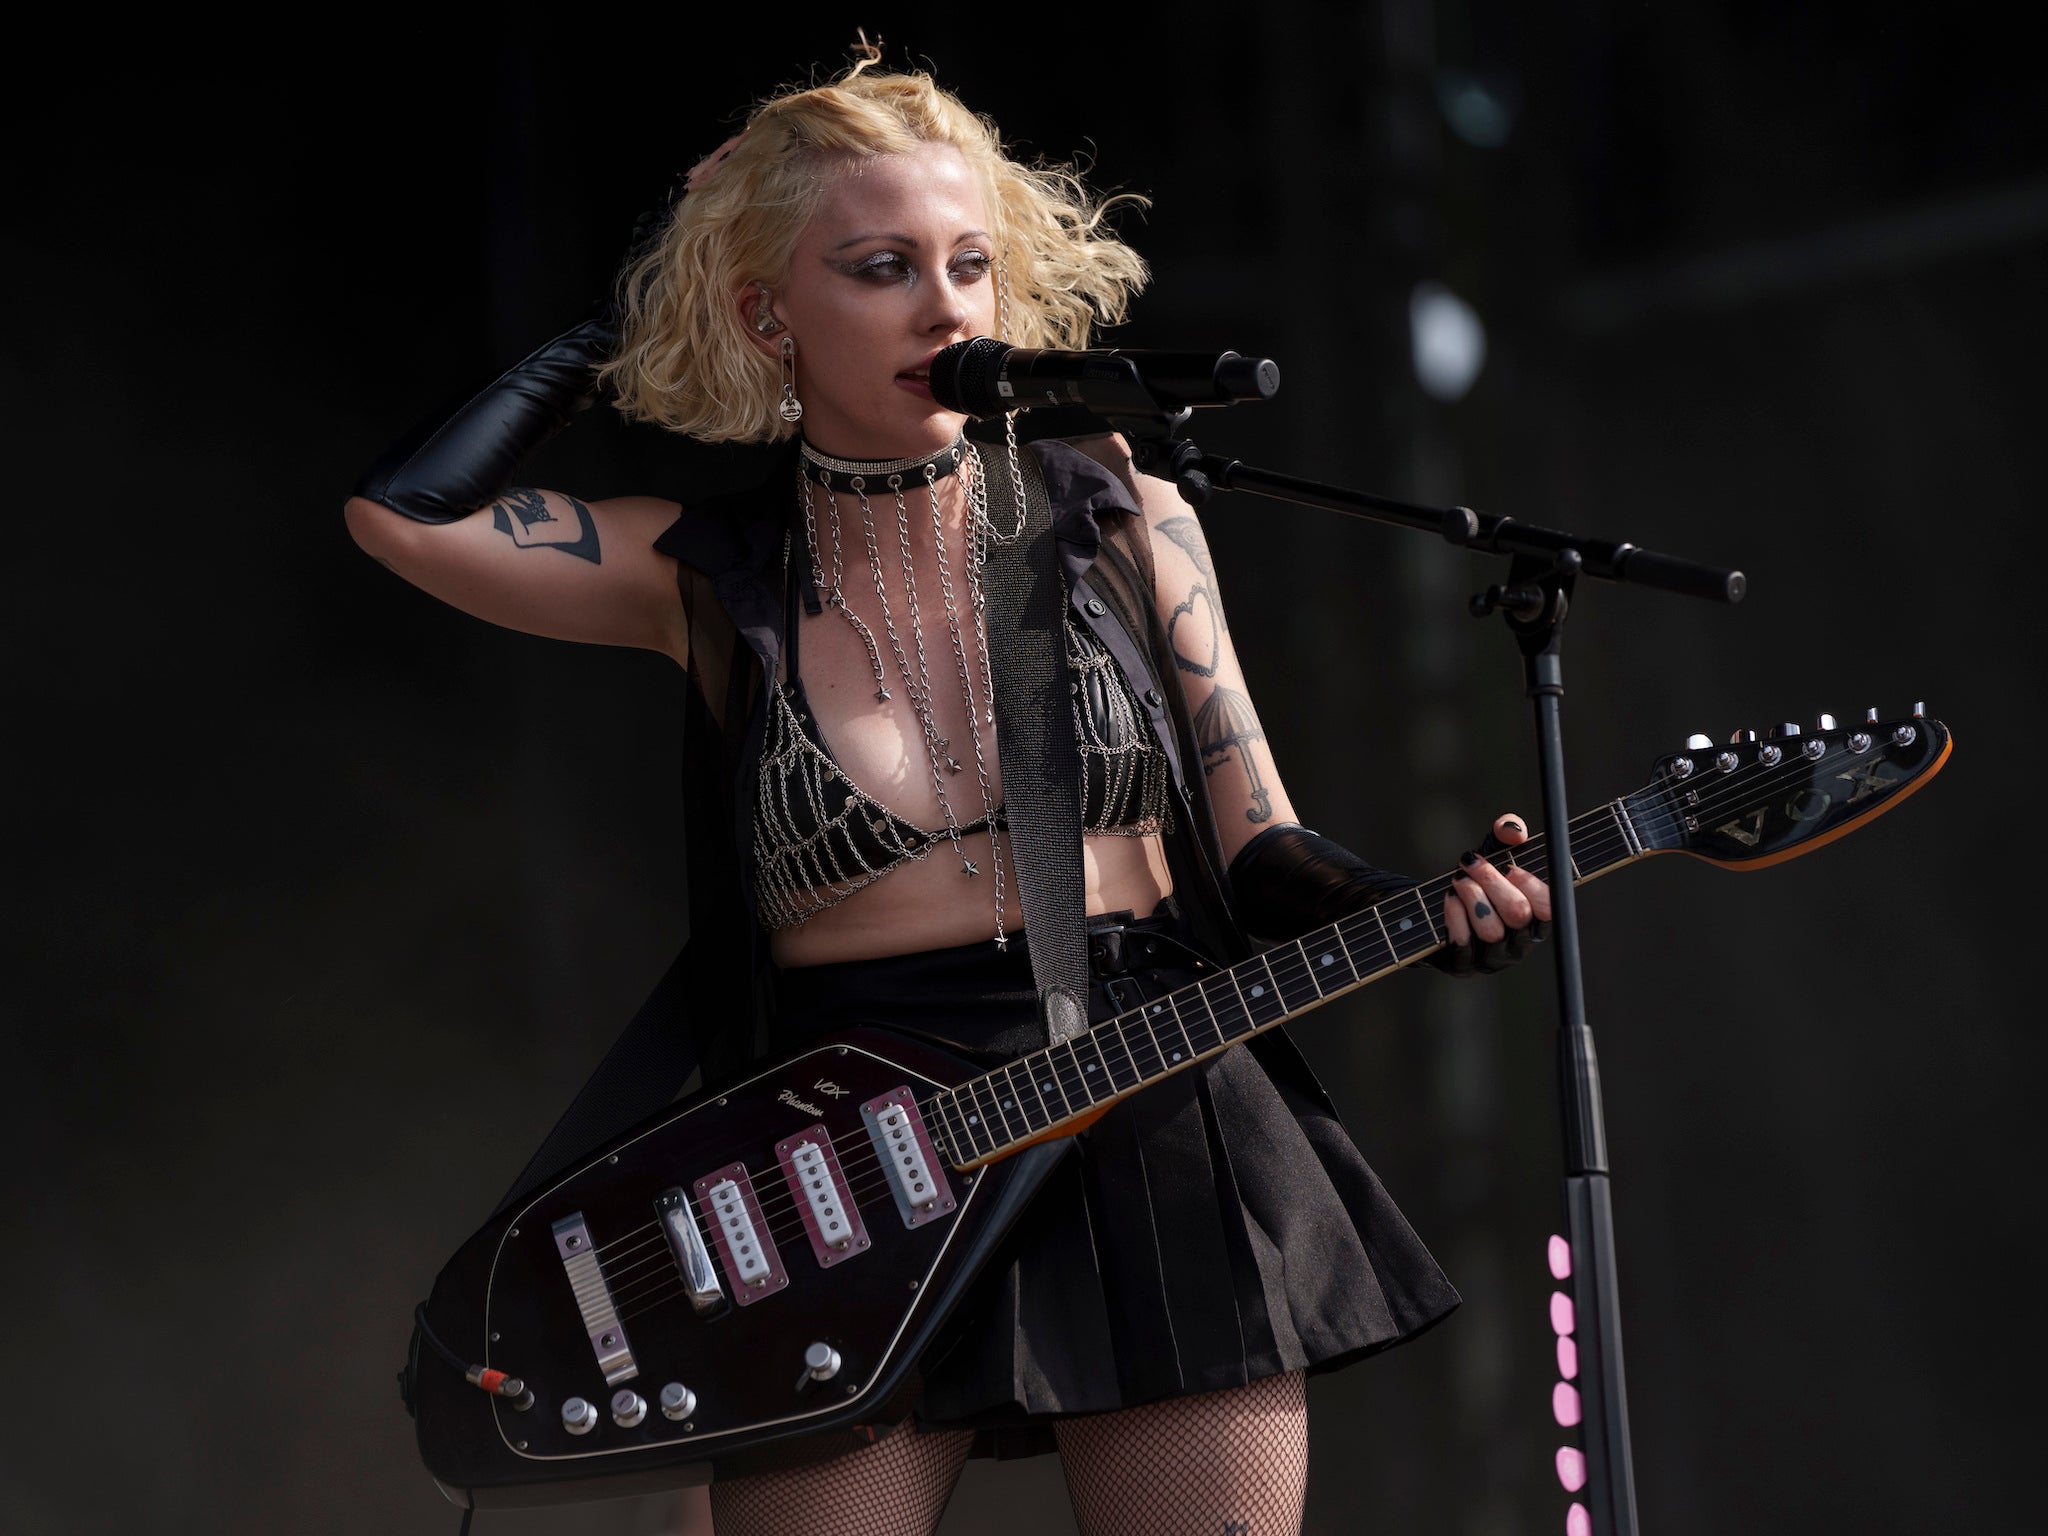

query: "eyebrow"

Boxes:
[828, 229, 991, 252]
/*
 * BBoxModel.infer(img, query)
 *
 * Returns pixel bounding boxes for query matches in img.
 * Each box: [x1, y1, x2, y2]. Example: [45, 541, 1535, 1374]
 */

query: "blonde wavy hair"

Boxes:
[598, 60, 1151, 443]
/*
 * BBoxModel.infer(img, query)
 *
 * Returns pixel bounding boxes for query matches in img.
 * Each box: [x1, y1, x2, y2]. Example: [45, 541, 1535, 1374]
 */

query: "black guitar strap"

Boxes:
[977, 441, 1090, 1044]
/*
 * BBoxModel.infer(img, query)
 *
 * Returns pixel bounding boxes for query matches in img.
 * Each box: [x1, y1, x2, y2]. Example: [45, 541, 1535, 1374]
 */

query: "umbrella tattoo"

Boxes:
[1194, 685, 1272, 822]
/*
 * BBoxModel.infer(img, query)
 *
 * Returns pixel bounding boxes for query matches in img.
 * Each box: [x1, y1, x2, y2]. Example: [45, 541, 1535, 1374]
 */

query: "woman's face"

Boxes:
[747, 142, 998, 460]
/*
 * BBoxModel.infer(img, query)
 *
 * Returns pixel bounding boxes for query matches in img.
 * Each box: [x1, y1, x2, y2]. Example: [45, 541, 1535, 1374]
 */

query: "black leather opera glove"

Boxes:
[349, 313, 619, 524]
[349, 192, 678, 524]
[1227, 822, 1424, 944]
[1227, 821, 1546, 977]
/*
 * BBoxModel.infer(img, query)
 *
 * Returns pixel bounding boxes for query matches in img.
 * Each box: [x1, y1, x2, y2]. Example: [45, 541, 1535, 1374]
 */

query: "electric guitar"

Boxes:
[409, 707, 1951, 1508]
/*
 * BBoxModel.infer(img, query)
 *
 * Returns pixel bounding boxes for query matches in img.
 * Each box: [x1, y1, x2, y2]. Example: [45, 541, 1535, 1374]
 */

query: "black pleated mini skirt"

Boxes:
[768, 897, 1461, 1460]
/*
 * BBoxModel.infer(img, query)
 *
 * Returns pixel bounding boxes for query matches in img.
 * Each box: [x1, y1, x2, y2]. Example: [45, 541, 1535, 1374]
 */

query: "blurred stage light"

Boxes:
[1437, 70, 1518, 148]
[1410, 281, 1487, 401]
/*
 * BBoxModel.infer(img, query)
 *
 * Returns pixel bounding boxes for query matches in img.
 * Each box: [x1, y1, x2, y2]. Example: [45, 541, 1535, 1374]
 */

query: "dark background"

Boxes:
[8, 3, 2043, 1532]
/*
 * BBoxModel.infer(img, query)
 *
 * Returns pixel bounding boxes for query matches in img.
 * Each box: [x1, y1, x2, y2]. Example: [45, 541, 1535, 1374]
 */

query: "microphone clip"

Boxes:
[1125, 420, 1215, 507]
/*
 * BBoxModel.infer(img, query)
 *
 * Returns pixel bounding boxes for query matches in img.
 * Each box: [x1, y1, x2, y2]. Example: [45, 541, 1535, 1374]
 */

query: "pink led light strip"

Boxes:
[1548, 1234, 1590, 1534]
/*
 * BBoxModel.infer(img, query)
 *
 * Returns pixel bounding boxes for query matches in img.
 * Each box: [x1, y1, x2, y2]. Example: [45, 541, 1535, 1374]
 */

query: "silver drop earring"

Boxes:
[778, 334, 804, 424]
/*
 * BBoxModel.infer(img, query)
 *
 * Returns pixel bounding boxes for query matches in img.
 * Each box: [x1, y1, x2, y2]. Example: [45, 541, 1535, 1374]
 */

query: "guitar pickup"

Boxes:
[861, 1090, 957, 1229]
[692, 1163, 789, 1307]
[551, 1213, 638, 1385]
[654, 1189, 727, 1315]
[775, 1127, 871, 1269]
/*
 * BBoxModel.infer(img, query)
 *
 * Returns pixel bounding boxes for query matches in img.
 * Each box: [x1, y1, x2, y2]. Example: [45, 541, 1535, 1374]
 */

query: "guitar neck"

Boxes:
[932, 791, 1663, 1170]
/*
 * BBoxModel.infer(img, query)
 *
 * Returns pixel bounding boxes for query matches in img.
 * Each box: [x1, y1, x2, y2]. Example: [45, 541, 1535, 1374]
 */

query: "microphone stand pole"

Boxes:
[1116, 416, 1746, 1536]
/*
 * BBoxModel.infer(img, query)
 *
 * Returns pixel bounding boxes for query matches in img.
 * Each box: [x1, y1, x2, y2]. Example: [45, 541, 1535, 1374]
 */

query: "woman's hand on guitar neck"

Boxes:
[1434, 813, 1554, 977]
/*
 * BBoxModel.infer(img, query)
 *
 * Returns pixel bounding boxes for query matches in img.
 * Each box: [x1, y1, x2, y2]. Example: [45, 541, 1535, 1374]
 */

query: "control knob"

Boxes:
[561, 1397, 599, 1436]
[611, 1389, 647, 1428]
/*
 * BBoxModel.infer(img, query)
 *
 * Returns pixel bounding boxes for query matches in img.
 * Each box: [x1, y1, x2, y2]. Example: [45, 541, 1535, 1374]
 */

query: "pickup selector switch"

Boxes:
[800, 1342, 842, 1387]
[562, 1397, 599, 1436]
[611, 1390, 647, 1428]
[661, 1383, 698, 1422]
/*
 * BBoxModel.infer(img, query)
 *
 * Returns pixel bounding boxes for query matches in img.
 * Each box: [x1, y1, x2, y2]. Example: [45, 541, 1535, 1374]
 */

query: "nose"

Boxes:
[921, 277, 971, 336]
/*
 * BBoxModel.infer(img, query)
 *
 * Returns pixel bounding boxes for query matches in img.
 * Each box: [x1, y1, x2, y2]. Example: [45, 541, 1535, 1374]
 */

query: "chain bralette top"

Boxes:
[752, 540, 1172, 933]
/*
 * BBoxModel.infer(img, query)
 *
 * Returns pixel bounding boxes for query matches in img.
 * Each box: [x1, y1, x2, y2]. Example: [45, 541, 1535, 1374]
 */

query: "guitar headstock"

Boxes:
[1629, 706, 1952, 868]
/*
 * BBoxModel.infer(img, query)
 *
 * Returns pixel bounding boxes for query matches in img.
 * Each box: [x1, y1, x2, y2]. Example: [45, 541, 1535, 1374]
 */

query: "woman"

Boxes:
[347, 56, 1550, 1536]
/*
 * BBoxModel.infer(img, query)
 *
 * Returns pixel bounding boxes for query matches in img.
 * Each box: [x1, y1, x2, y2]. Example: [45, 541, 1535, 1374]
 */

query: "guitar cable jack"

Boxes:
[415, 1302, 536, 1411]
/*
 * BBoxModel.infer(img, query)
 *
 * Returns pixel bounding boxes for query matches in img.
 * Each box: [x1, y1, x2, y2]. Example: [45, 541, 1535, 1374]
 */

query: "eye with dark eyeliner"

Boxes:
[833, 249, 991, 285]
[836, 251, 914, 282]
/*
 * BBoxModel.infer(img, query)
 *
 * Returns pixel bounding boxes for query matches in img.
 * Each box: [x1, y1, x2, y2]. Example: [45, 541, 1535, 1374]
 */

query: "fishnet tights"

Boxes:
[1055, 1371, 1309, 1536]
[707, 1423, 975, 1536]
[697, 1372, 1307, 1536]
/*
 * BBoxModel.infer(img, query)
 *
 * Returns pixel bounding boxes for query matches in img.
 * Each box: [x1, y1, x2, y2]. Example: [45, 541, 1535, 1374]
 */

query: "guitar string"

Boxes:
[911, 733, 1907, 1162]
[593, 736, 1921, 1319]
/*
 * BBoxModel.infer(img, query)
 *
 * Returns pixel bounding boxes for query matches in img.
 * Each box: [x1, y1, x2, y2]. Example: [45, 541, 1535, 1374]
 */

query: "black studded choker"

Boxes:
[797, 436, 970, 494]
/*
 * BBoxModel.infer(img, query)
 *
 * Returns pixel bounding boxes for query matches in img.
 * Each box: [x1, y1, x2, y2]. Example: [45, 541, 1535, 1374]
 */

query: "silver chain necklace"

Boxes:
[796, 435, 1020, 946]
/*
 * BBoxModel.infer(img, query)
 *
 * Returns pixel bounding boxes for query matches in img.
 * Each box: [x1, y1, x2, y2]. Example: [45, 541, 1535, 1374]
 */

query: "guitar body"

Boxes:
[415, 1026, 1063, 1509]
[408, 708, 1953, 1510]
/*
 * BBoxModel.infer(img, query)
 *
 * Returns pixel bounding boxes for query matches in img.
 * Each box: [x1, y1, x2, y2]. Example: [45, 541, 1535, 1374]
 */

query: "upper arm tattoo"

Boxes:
[1160, 514, 1229, 676]
[488, 487, 602, 564]
[1156, 515, 1215, 579]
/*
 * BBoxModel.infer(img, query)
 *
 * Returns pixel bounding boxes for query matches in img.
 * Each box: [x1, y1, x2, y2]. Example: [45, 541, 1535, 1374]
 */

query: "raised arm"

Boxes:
[343, 312, 688, 665]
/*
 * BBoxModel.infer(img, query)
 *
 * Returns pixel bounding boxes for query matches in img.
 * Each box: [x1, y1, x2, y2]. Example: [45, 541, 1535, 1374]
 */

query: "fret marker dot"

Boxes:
[1250, 984, 1266, 998]
[968, 1114, 979, 1124]
[1041, 1081, 1054, 1093]
[1320, 954, 1334, 966]
[1002, 1099, 1014, 1110]
[1171, 1051, 1183, 1063]
[1399, 918, 1413, 931]
[1152, 1004, 1163, 1013]
[1086, 1062, 1099, 1072]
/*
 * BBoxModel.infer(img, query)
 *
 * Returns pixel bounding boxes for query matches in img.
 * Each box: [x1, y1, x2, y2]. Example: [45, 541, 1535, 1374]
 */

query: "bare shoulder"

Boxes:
[1055, 431, 1211, 552]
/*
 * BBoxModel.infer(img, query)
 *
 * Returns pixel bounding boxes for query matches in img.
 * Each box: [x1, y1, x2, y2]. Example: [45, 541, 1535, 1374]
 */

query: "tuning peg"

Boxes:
[1729, 729, 1757, 744]
[1816, 713, 1838, 731]
[1913, 701, 1926, 718]
[1865, 708, 1880, 724]
[1685, 733, 1713, 750]
[1766, 722, 1801, 738]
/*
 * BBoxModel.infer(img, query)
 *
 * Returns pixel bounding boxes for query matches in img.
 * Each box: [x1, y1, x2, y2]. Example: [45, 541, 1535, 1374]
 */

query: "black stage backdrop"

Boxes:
[7, 5, 2044, 1533]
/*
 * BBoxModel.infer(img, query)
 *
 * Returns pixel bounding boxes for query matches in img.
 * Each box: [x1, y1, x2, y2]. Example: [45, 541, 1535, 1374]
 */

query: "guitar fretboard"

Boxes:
[927, 794, 1660, 1168]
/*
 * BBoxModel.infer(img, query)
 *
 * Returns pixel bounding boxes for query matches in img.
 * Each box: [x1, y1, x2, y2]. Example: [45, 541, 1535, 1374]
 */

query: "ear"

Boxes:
[736, 283, 786, 359]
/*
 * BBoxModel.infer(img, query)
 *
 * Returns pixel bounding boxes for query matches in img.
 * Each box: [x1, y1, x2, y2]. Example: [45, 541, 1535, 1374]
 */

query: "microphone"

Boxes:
[929, 337, 1280, 419]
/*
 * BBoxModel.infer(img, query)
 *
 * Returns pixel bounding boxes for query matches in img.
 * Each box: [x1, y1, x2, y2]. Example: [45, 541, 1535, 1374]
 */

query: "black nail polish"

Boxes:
[1453, 869, 1471, 882]
[1459, 850, 1481, 867]
[1504, 820, 1524, 835]
[1475, 901, 1493, 919]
